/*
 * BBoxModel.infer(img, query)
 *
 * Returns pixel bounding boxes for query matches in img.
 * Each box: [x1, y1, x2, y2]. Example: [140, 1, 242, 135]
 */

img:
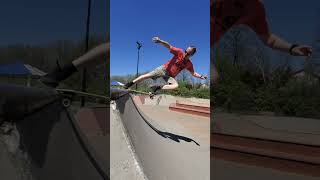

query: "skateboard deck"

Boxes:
[127, 89, 152, 95]
[111, 81, 156, 99]
[56, 88, 109, 107]
[127, 89, 156, 99]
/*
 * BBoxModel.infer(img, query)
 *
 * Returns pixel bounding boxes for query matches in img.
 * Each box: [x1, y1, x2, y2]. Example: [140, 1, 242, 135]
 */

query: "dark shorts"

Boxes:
[149, 65, 177, 84]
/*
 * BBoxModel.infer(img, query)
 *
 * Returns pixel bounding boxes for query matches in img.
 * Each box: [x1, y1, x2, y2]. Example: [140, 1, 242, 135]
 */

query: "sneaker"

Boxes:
[150, 84, 163, 93]
[40, 63, 77, 88]
[124, 81, 134, 89]
[40, 74, 60, 88]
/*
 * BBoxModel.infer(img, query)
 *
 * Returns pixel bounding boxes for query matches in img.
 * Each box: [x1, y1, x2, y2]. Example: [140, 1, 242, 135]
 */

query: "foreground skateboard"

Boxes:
[56, 88, 109, 107]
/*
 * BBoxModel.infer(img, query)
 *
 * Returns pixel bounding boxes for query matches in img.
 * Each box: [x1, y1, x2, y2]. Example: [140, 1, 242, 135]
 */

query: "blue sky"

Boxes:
[110, 0, 210, 76]
[264, 0, 319, 44]
[0, 0, 108, 45]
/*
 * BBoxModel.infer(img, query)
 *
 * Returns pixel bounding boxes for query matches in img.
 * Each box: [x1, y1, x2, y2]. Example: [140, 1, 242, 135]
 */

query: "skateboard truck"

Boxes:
[62, 98, 72, 107]
[148, 92, 155, 99]
[56, 89, 109, 108]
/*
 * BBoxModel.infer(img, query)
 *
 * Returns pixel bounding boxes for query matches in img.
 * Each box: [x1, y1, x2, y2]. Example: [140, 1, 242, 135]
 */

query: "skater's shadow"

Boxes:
[140, 112, 200, 146]
[157, 131, 200, 146]
[117, 94, 200, 146]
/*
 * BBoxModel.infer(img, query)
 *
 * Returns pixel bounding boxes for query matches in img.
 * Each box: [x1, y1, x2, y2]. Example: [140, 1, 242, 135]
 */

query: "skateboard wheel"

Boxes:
[62, 98, 71, 107]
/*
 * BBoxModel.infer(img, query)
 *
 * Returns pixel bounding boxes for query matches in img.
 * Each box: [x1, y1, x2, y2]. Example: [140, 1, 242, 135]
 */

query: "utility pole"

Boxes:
[136, 41, 142, 90]
[81, 0, 92, 107]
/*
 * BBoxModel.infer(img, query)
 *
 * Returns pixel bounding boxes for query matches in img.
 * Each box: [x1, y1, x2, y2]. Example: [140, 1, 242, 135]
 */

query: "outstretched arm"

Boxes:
[260, 34, 312, 57]
[243, 0, 312, 57]
[191, 72, 207, 80]
[152, 37, 171, 49]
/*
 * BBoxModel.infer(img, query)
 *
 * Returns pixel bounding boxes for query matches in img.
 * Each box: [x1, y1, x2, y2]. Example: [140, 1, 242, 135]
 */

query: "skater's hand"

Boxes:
[200, 75, 208, 80]
[290, 45, 312, 57]
[152, 37, 161, 43]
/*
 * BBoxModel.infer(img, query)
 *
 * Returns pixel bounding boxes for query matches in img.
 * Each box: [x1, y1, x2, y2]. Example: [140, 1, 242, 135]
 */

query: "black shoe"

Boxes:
[150, 84, 163, 93]
[40, 63, 78, 88]
[124, 81, 134, 89]
[40, 74, 60, 88]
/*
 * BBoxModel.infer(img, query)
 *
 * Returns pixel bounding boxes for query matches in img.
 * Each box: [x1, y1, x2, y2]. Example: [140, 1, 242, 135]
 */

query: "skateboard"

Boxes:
[127, 89, 156, 99]
[56, 88, 109, 107]
[112, 81, 157, 99]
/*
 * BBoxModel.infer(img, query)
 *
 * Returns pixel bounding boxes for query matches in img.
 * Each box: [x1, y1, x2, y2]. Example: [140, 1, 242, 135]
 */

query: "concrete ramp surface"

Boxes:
[114, 90, 209, 180]
[0, 84, 109, 180]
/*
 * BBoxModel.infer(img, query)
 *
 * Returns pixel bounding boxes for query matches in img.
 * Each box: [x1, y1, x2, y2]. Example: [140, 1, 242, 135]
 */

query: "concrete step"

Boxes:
[75, 107, 109, 135]
[211, 133, 320, 165]
[169, 103, 210, 117]
[176, 100, 210, 111]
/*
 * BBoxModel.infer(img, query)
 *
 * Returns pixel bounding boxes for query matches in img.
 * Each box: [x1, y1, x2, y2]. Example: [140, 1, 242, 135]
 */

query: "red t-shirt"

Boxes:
[163, 46, 194, 78]
[211, 0, 270, 45]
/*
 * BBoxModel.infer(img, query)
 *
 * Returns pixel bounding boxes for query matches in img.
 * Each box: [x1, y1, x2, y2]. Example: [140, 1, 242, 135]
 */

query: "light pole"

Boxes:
[81, 0, 92, 107]
[136, 41, 142, 90]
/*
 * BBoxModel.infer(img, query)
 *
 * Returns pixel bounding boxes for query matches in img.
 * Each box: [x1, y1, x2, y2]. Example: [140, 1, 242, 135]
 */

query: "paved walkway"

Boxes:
[110, 104, 145, 180]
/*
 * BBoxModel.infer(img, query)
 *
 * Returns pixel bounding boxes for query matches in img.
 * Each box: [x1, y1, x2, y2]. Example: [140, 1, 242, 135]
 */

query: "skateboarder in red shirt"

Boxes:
[211, 0, 313, 131]
[211, 0, 313, 84]
[124, 37, 207, 93]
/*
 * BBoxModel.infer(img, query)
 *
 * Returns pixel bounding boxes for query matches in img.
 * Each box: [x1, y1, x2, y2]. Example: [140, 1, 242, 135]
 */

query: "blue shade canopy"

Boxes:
[110, 81, 124, 86]
[0, 61, 45, 76]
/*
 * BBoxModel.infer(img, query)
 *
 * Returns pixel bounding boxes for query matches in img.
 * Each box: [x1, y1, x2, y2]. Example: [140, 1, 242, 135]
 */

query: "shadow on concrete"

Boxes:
[114, 89, 199, 146]
[0, 83, 109, 180]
